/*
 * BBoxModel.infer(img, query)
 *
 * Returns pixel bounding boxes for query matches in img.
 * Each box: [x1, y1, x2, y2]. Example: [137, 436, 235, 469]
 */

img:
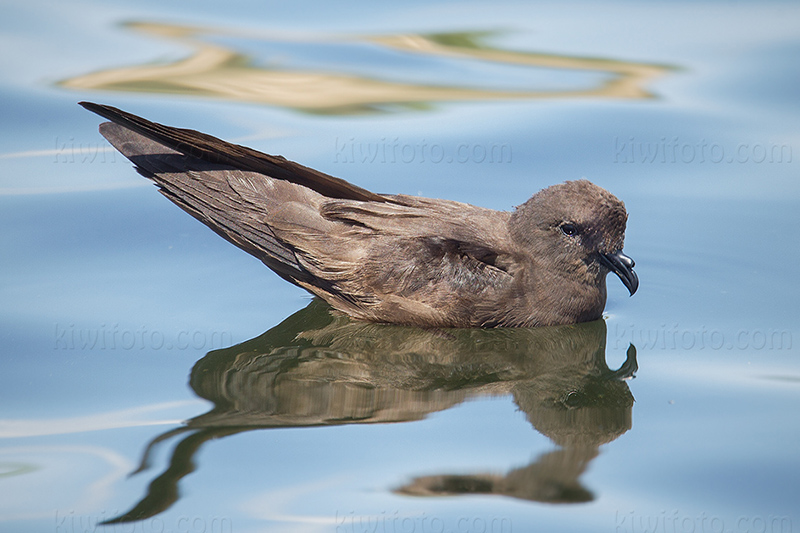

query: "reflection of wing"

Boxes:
[85, 102, 521, 326]
[104, 301, 636, 524]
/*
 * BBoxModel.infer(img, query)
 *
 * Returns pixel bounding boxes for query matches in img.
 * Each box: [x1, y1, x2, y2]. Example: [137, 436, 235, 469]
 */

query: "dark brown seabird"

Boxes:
[80, 102, 638, 328]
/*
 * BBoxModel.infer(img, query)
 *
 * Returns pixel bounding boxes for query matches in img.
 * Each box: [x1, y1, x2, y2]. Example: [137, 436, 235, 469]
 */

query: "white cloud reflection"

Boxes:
[0, 400, 204, 438]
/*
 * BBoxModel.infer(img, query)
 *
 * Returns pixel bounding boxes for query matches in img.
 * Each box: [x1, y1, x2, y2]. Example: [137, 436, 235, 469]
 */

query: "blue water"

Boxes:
[2, 1, 799, 532]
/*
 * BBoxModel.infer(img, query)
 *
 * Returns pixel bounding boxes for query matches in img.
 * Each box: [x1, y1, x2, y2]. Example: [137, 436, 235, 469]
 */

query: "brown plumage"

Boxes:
[81, 102, 638, 328]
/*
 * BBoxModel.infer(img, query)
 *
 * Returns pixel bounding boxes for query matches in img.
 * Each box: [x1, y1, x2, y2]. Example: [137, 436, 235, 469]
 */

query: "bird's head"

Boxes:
[510, 180, 638, 296]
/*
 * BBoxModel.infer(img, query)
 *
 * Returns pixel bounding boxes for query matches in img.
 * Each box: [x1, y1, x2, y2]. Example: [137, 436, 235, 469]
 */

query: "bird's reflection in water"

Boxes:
[106, 299, 637, 523]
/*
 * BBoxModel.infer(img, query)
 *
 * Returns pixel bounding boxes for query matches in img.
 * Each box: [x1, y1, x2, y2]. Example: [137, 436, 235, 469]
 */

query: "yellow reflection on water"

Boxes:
[61, 22, 672, 114]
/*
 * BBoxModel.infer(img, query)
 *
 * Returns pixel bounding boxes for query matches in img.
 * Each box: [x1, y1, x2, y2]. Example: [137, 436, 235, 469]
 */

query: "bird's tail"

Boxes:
[85, 104, 317, 285]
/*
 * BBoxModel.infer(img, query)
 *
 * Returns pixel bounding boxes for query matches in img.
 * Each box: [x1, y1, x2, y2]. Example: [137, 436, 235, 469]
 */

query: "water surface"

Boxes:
[1, 1, 799, 532]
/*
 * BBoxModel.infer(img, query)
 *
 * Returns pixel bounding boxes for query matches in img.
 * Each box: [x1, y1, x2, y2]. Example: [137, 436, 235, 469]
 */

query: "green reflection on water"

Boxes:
[60, 22, 673, 115]
[0, 462, 39, 478]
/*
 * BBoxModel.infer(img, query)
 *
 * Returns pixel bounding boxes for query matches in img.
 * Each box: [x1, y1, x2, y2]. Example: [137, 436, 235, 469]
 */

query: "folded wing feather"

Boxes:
[97, 118, 518, 326]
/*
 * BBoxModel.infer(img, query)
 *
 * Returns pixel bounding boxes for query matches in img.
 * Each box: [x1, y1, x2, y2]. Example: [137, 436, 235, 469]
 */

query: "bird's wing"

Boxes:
[80, 102, 385, 202]
[97, 121, 330, 286]
[281, 197, 518, 325]
[88, 104, 518, 324]
[316, 195, 515, 275]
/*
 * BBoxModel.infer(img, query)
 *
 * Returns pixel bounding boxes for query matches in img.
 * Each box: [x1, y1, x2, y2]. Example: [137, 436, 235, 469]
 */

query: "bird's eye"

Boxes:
[564, 390, 583, 407]
[560, 222, 578, 236]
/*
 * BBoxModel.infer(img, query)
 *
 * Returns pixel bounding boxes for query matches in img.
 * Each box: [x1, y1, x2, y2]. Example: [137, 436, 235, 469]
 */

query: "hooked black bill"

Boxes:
[599, 250, 639, 296]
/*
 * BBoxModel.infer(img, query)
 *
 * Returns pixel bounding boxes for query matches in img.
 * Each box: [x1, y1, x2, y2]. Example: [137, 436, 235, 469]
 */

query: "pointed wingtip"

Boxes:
[78, 101, 120, 122]
[80, 102, 117, 135]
